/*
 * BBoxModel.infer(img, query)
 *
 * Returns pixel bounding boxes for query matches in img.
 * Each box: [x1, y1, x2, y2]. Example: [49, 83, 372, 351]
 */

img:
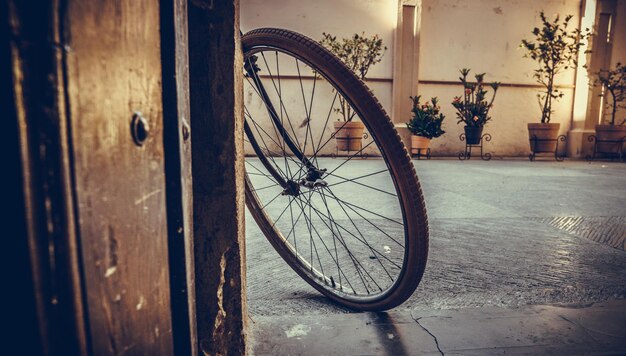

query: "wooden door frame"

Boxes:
[5, 1, 88, 354]
[160, 0, 197, 354]
[6, 0, 246, 354]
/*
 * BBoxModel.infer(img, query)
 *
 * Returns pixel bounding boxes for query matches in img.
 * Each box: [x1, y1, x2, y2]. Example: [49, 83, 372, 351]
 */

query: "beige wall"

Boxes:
[417, 0, 582, 156]
[241, 0, 396, 156]
[241, 0, 395, 106]
[606, 0, 626, 124]
[241, 0, 596, 157]
[609, 0, 626, 67]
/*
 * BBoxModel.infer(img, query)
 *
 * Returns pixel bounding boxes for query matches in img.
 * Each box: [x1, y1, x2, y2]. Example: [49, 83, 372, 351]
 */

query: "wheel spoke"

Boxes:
[296, 59, 318, 162]
[316, 190, 403, 226]
[300, 193, 369, 294]
[317, 190, 374, 292]
[275, 51, 295, 182]
[325, 170, 397, 197]
[314, 90, 340, 158]
[247, 116, 291, 181]
[261, 191, 283, 210]
[316, 180, 343, 290]
[244, 136, 304, 178]
[294, 195, 354, 287]
[325, 189, 404, 248]
[322, 187, 395, 281]
[269, 196, 295, 230]
[325, 139, 375, 176]
[250, 183, 280, 193]
[245, 161, 277, 182]
[246, 56, 310, 179]
[302, 191, 403, 269]
[298, 191, 400, 274]
[306, 73, 319, 166]
[296, 197, 330, 276]
[259, 52, 303, 152]
[245, 60, 301, 176]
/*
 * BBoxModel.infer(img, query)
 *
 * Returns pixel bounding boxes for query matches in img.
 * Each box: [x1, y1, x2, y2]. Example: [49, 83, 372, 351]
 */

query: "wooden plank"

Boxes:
[4, 1, 46, 354]
[160, 0, 197, 354]
[7, 0, 88, 354]
[64, 0, 174, 354]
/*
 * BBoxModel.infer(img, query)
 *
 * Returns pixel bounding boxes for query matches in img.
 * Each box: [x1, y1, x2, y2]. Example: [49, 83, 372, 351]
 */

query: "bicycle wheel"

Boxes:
[243, 28, 428, 311]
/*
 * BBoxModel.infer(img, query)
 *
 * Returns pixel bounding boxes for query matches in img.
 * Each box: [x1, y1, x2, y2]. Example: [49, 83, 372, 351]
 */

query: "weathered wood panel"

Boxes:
[188, 0, 247, 354]
[7, 0, 88, 354]
[64, 0, 174, 354]
[160, 0, 197, 354]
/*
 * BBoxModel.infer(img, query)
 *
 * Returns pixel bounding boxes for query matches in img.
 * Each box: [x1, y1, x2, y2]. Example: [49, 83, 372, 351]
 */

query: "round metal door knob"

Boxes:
[131, 112, 149, 146]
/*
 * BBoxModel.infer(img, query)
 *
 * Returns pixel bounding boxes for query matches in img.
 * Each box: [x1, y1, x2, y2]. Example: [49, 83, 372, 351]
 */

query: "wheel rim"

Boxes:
[243, 45, 411, 303]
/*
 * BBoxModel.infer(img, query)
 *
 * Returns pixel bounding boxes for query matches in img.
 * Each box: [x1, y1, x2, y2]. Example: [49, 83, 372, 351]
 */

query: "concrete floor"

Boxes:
[245, 159, 626, 354]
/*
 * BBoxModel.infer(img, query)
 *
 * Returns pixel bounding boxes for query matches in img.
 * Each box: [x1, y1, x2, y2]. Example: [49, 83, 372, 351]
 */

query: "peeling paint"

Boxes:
[105, 226, 118, 271]
[213, 252, 228, 340]
[136, 295, 146, 310]
[134, 189, 161, 205]
[105, 266, 117, 277]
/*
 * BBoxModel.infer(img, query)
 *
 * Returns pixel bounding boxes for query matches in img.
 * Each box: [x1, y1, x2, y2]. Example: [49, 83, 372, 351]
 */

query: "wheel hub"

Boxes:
[299, 166, 328, 190]
[281, 166, 329, 196]
[281, 180, 301, 196]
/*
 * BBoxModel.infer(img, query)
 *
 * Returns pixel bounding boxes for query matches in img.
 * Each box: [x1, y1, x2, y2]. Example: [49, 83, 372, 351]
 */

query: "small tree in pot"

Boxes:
[520, 11, 590, 152]
[406, 96, 446, 155]
[451, 68, 500, 144]
[320, 32, 386, 151]
[595, 62, 626, 152]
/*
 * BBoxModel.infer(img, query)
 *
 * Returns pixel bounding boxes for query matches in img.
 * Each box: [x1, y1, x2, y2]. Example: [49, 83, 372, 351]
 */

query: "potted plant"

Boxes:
[406, 96, 446, 154]
[594, 62, 626, 153]
[320, 32, 386, 151]
[520, 11, 590, 153]
[451, 68, 500, 144]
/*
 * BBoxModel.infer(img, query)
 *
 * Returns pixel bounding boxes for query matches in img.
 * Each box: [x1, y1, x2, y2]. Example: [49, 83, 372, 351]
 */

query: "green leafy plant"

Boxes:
[596, 62, 626, 125]
[520, 11, 591, 123]
[320, 32, 387, 121]
[406, 96, 446, 139]
[451, 68, 500, 127]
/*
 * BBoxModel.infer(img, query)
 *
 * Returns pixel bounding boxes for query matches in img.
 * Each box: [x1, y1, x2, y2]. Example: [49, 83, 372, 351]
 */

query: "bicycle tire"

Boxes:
[243, 28, 429, 311]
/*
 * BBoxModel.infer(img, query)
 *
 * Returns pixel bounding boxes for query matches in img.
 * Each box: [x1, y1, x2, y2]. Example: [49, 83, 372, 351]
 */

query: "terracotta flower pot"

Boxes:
[411, 135, 431, 154]
[528, 123, 560, 152]
[464, 126, 483, 145]
[595, 124, 626, 153]
[333, 121, 365, 151]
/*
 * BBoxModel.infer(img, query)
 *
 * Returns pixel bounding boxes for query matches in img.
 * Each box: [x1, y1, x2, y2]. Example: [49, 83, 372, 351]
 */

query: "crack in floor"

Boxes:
[558, 315, 600, 344]
[558, 314, 623, 341]
[411, 315, 444, 356]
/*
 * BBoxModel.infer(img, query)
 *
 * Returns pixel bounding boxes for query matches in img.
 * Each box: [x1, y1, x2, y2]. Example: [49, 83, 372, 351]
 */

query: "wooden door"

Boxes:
[9, 0, 245, 353]
[64, 1, 174, 354]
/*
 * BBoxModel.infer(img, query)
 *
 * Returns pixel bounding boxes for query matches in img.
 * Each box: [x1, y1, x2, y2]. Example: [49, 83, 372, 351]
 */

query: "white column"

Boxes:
[392, 0, 421, 150]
